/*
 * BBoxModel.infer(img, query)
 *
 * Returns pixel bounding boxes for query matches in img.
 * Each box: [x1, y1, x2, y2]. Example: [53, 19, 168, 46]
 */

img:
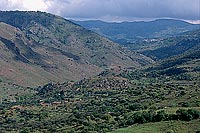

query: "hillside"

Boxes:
[122, 49, 200, 87]
[141, 29, 200, 60]
[145, 49, 200, 73]
[0, 53, 199, 132]
[0, 11, 199, 133]
[0, 11, 153, 86]
[73, 19, 200, 44]
[0, 37, 199, 132]
[0, 21, 101, 86]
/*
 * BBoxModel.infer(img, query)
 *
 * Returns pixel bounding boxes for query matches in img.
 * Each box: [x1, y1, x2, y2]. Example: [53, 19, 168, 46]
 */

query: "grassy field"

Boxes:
[110, 119, 200, 133]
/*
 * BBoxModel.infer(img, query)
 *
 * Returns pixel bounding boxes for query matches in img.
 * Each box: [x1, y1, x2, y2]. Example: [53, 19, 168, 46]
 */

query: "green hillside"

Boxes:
[141, 29, 200, 60]
[0, 46, 199, 132]
[0, 11, 199, 133]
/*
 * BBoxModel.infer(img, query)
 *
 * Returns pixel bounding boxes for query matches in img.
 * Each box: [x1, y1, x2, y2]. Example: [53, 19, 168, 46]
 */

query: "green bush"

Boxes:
[176, 109, 200, 121]
[154, 110, 168, 121]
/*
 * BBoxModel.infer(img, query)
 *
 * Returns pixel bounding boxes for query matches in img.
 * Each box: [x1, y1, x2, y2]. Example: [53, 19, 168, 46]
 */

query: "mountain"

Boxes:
[140, 29, 200, 60]
[0, 11, 153, 86]
[0, 21, 100, 86]
[73, 19, 200, 44]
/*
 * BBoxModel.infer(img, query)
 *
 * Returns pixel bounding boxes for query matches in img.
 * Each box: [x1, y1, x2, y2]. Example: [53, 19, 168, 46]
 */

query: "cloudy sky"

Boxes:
[0, 0, 199, 23]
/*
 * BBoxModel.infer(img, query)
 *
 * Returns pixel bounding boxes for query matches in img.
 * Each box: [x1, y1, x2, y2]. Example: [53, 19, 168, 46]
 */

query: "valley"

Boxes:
[0, 11, 199, 133]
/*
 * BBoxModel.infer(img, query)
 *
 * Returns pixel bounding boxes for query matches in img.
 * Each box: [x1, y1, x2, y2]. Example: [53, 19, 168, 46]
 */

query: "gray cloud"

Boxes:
[1, 0, 200, 21]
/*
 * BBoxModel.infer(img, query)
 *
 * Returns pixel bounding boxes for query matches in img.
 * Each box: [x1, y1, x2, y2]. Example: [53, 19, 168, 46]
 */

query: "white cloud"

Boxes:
[0, 0, 199, 21]
[21, 0, 49, 11]
[0, 0, 49, 11]
[46, 0, 200, 21]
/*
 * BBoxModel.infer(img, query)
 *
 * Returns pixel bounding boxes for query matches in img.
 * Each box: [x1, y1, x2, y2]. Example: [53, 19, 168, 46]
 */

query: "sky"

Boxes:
[0, 0, 200, 23]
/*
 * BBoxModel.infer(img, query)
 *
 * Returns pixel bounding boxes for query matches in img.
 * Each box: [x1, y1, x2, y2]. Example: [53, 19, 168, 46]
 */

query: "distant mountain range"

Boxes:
[73, 19, 200, 44]
[73, 19, 200, 60]
[0, 11, 153, 86]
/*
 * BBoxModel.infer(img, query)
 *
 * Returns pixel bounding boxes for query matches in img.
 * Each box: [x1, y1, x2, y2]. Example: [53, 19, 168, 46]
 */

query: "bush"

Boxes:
[176, 109, 200, 121]
[154, 110, 168, 121]
[176, 109, 190, 121]
[187, 109, 200, 119]
[168, 114, 178, 120]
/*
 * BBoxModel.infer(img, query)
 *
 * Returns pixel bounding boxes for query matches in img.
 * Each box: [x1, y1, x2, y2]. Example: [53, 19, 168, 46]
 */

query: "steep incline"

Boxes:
[0, 11, 153, 86]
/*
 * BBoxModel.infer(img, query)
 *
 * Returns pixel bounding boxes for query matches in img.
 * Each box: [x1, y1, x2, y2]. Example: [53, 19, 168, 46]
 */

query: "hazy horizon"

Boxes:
[70, 17, 200, 24]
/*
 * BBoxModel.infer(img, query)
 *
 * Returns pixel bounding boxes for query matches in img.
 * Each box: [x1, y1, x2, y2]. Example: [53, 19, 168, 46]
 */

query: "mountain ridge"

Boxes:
[73, 19, 200, 44]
